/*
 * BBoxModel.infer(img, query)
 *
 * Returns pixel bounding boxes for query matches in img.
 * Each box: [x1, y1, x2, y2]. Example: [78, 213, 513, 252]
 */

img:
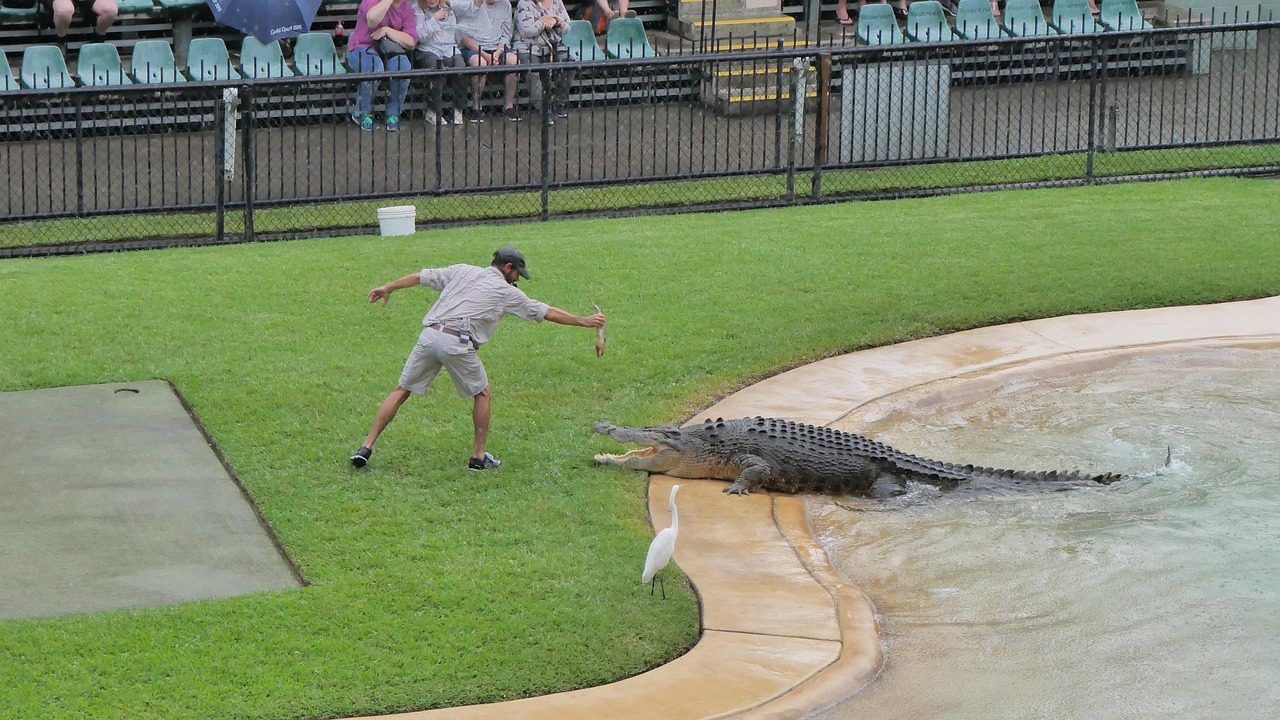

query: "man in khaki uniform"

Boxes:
[351, 247, 605, 470]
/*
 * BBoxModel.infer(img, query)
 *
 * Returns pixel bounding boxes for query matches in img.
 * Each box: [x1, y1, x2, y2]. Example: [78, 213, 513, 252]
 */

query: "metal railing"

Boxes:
[1, 20, 1277, 254]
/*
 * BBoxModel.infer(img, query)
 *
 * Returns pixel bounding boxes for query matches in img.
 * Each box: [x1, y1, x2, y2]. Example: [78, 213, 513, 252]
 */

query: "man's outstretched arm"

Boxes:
[544, 306, 606, 328]
[368, 274, 423, 306]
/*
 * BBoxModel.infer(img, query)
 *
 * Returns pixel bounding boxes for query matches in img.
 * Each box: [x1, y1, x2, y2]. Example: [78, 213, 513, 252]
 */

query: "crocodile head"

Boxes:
[592, 421, 688, 474]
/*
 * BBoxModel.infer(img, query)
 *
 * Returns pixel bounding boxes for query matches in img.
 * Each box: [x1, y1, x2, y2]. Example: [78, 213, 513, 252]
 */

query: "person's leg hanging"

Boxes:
[471, 385, 491, 460]
[364, 386, 412, 449]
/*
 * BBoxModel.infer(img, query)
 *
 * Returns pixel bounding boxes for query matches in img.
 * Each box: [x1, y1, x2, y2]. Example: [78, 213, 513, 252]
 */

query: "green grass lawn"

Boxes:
[1, 178, 1278, 720]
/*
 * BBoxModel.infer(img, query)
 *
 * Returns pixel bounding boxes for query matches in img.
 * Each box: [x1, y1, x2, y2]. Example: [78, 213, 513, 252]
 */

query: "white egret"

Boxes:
[641, 484, 680, 599]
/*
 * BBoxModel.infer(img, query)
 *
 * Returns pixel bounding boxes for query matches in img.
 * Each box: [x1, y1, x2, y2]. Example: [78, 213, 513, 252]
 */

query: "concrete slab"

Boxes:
[0, 381, 300, 620]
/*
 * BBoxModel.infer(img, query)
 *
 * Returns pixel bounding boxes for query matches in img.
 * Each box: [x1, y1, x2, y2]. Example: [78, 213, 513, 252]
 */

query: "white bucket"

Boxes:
[376, 205, 416, 237]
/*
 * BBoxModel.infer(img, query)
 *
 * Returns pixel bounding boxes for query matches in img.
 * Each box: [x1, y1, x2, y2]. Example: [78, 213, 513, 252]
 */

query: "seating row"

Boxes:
[2, 18, 657, 91]
[856, 0, 1152, 45]
[2, 33, 351, 90]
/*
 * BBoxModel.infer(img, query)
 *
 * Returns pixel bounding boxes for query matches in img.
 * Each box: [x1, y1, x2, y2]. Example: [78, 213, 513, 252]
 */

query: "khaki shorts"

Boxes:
[398, 327, 488, 398]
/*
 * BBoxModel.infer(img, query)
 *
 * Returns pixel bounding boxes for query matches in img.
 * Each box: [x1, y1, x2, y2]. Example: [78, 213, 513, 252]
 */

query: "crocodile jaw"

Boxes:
[594, 445, 681, 472]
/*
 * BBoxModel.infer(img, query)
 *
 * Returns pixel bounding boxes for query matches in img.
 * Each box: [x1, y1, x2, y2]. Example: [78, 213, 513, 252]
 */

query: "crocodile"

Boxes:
[593, 416, 1125, 496]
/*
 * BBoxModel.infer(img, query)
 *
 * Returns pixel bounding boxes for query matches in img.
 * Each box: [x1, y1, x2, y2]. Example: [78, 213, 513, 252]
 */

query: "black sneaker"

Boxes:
[502, 106, 522, 122]
[350, 445, 372, 468]
[467, 452, 501, 470]
[466, 107, 484, 124]
[552, 102, 568, 118]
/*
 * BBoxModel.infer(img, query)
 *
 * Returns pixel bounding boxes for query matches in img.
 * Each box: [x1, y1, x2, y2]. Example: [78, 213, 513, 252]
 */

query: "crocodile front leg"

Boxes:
[723, 456, 772, 495]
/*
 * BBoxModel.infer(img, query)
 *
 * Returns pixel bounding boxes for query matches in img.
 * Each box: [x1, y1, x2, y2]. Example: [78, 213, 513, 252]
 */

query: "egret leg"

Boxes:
[658, 571, 666, 600]
[650, 576, 658, 596]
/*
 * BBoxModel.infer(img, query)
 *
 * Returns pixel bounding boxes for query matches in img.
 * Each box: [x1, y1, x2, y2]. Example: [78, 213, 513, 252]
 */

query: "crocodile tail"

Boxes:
[885, 452, 1124, 486]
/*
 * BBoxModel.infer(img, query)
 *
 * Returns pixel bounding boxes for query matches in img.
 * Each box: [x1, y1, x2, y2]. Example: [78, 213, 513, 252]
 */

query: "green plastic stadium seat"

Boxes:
[115, 0, 156, 14]
[1099, 0, 1153, 30]
[604, 18, 655, 59]
[956, 0, 1010, 39]
[0, 1, 40, 23]
[77, 41, 132, 86]
[185, 37, 241, 81]
[240, 36, 296, 78]
[904, 0, 960, 42]
[293, 31, 346, 75]
[1002, 0, 1058, 36]
[1051, 0, 1107, 33]
[130, 39, 185, 83]
[563, 20, 604, 61]
[856, 3, 909, 45]
[1, 49, 19, 91]
[153, 0, 204, 11]
[20, 45, 76, 89]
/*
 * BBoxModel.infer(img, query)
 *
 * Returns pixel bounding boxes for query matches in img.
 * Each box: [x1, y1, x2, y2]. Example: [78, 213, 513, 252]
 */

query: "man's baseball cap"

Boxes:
[493, 247, 530, 279]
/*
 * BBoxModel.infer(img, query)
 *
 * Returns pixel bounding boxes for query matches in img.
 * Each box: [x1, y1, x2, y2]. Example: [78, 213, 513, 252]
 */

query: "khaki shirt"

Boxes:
[419, 264, 549, 345]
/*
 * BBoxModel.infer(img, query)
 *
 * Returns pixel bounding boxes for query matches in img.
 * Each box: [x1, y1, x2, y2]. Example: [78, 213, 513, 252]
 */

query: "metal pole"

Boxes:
[540, 69, 551, 220]
[812, 53, 830, 200]
[240, 85, 255, 241]
[214, 91, 226, 243]
[1084, 36, 1104, 184]
[74, 94, 84, 215]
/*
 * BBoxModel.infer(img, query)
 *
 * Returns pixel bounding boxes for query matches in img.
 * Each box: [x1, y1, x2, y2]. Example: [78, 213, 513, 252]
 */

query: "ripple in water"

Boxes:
[808, 345, 1280, 720]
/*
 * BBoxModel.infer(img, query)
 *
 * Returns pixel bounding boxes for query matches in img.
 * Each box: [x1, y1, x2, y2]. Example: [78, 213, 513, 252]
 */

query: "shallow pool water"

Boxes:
[808, 345, 1280, 720]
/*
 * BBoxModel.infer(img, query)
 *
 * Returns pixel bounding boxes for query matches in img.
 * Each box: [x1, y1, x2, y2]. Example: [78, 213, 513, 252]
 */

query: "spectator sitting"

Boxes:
[348, 0, 419, 132]
[45, 0, 119, 41]
[514, 0, 572, 123]
[413, 0, 468, 126]
[454, 0, 521, 123]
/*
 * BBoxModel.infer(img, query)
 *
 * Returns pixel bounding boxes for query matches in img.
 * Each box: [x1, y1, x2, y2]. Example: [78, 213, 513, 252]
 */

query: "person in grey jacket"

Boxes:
[513, 0, 573, 121]
[413, 0, 469, 126]
[454, 0, 522, 122]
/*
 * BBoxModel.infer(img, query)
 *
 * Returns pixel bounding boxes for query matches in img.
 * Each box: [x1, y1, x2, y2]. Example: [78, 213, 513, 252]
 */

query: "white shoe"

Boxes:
[425, 110, 439, 126]
[452, 109, 464, 125]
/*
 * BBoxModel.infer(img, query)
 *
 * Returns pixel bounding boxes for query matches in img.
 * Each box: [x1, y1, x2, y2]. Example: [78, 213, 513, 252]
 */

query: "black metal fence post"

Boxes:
[239, 84, 255, 242]
[811, 53, 831, 200]
[775, 39, 786, 197]
[540, 69, 551, 221]
[74, 95, 84, 215]
[1085, 36, 1104, 184]
[214, 88, 226, 244]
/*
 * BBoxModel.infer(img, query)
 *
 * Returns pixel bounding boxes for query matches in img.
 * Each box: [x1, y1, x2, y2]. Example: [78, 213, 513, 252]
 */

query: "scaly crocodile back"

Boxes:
[693, 417, 1122, 492]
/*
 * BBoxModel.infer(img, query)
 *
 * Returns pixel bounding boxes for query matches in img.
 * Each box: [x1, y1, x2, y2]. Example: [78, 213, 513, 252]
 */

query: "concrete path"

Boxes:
[0, 380, 300, 621]
[363, 295, 1280, 720]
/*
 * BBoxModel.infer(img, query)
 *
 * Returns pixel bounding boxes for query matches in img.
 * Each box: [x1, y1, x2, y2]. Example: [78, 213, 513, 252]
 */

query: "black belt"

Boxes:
[427, 323, 478, 349]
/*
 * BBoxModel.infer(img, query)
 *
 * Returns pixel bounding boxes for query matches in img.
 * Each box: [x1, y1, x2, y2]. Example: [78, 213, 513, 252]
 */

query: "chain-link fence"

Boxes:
[2, 20, 1277, 255]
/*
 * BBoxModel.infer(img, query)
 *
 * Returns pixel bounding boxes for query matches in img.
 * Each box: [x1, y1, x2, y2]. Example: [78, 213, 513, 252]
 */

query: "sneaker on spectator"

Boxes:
[466, 107, 484, 123]
[386, 114, 400, 132]
[351, 110, 362, 126]
[502, 106, 521, 122]
[452, 109, 464, 125]
[552, 102, 568, 118]
[350, 445, 372, 468]
[424, 110, 440, 126]
[359, 114, 376, 132]
[467, 452, 501, 470]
